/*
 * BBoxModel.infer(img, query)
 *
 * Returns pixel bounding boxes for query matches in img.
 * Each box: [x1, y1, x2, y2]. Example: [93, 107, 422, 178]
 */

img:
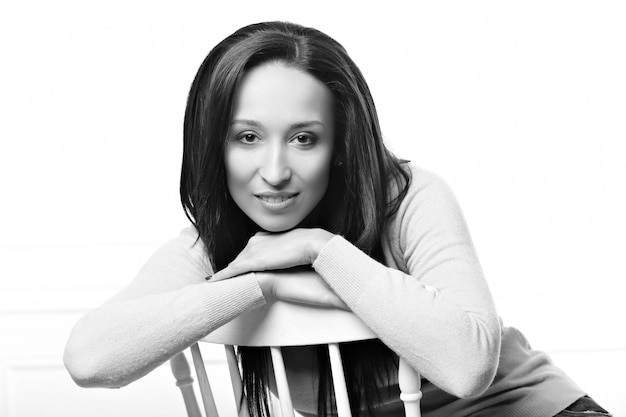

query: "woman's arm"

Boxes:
[209, 167, 501, 398]
[312, 167, 501, 398]
[63, 227, 265, 388]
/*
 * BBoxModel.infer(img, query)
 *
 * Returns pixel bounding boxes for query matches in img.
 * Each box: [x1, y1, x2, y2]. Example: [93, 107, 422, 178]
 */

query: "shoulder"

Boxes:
[105, 226, 213, 301]
[177, 225, 203, 250]
[163, 226, 204, 256]
[139, 226, 213, 280]
[394, 162, 460, 212]
[173, 226, 213, 274]
[386, 163, 467, 239]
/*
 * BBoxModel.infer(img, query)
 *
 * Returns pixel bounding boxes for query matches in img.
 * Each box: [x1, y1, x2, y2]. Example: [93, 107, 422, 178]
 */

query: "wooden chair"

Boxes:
[170, 300, 422, 417]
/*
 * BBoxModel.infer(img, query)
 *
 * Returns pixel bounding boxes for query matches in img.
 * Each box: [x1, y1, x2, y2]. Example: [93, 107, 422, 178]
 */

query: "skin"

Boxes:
[216, 62, 344, 309]
[225, 61, 335, 234]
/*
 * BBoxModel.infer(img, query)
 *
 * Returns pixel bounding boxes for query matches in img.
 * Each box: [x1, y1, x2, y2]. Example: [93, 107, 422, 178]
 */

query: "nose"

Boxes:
[258, 142, 291, 187]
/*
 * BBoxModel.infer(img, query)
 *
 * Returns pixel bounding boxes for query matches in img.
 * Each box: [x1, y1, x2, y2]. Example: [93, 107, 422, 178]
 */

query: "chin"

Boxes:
[256, 219, 300, 233]
[259, 225, 296, 233]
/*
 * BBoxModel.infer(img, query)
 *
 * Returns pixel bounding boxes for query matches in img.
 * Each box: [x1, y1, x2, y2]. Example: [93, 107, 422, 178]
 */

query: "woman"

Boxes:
[64, 21, 611, 417]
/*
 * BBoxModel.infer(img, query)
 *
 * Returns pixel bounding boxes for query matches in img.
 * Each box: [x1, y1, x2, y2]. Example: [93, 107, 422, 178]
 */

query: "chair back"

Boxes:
[171, 301, 422, 417]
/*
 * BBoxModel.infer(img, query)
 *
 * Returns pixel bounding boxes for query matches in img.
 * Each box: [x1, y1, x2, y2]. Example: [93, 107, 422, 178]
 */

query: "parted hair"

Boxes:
[180, 21, 411, 417]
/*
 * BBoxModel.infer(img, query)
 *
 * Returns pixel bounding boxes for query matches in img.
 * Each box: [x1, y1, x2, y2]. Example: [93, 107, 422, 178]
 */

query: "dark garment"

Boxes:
[553, 396, 612, 417]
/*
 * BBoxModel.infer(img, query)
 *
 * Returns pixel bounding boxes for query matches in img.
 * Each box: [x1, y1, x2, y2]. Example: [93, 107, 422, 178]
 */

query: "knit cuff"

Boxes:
[312, 236, 381, 307]
[199, 273, 266, 329]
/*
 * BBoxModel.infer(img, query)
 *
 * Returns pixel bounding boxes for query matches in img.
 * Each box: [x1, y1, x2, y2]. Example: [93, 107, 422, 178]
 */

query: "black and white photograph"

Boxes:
[1, 1, 624, 416]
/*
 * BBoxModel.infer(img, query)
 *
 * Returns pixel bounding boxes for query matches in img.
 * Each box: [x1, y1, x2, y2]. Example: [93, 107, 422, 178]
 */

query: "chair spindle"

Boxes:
[170, 352, 202, 417]
[398, 357, 422, 417]
[270, 346, 295, 417]
[191, 342, 220, 417]
[225, 345, 250, 417]
[328, 343, 352, 417]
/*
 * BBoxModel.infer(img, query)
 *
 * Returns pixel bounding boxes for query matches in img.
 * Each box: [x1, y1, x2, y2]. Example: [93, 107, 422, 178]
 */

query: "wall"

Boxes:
[1, 1, 624, 416]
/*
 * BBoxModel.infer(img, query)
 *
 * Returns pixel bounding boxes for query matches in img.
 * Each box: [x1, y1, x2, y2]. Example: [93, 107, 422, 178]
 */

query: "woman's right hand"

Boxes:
[256, 268, 348, 310]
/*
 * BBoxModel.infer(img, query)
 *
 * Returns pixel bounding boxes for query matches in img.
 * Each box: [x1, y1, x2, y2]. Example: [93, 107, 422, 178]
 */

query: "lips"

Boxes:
[255, 192, 299, 209]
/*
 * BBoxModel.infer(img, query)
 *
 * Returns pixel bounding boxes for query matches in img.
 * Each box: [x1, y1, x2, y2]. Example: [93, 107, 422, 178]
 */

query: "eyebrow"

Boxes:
[230, 119, 325, 129]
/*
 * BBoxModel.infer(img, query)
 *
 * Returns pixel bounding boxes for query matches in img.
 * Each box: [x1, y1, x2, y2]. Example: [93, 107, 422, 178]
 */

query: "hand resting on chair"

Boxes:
[255, 268, 349, 311]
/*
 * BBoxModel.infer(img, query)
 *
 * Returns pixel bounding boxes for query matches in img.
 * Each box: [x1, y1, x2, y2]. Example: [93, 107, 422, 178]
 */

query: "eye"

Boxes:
[237, 133, 261, 144]
[290, 134, 316, 146]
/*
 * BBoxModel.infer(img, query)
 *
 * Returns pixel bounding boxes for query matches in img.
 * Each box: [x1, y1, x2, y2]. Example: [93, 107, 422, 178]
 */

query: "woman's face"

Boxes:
[225, 62, 335, 232]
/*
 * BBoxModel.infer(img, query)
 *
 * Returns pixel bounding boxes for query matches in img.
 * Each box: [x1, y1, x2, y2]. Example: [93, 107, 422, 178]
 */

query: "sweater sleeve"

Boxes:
[63, 227, 265, 388]
[312, 166, 501, 398]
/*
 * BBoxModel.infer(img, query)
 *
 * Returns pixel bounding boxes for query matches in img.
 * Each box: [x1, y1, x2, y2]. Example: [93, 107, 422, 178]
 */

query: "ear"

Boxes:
[332, 149, 344, 167]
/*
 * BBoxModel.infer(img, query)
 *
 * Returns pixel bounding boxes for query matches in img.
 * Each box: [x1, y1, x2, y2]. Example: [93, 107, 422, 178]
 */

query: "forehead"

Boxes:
[232, 62, 334, 123]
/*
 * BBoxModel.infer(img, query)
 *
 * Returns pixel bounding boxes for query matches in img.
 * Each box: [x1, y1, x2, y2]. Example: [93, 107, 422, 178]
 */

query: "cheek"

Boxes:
[302, 156, 332, 195]
[224, 149, 251, 195]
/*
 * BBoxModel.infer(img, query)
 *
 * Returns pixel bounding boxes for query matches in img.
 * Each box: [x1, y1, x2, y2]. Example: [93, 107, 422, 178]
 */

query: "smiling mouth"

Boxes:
[255, 193, 299, 208]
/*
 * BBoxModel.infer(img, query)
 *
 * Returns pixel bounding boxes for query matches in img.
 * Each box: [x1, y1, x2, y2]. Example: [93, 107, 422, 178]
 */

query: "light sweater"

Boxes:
[64, 164, 584, 416]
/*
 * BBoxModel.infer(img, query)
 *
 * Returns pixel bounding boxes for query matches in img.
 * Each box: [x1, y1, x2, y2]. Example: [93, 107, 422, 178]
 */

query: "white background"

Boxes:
[1, 0, 624, 416]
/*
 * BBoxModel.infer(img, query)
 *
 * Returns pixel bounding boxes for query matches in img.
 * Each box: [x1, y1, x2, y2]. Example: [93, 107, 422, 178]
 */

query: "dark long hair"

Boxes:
[180, 21, 411, 416]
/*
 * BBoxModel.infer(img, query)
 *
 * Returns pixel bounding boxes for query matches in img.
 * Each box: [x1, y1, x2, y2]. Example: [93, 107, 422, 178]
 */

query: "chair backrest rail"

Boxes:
[175, 303, 423, 417]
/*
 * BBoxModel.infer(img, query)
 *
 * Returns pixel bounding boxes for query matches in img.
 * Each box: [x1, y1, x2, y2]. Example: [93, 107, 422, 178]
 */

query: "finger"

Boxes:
[210, 267, 237, 282]
[209, 272, 224, 282]
[211, 258, 269, 282]
[322, 293, 349, 310]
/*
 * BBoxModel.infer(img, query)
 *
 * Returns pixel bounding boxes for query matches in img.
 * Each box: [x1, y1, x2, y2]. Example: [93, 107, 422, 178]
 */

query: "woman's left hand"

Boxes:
[211, 228, 334, 281]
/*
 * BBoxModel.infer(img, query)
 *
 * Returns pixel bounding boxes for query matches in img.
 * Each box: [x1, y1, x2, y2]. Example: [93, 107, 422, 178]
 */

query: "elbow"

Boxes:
[63, 313, 138, 388]
[64, 364, 107, 389]
[63, 348, 98, 388]
[63, 349, 106, 388]
[445, 322, 501, 398]
[460, 348, 500, 398]
[63, 340, 127, 389]
[447, 358, 498, 398]
[419, 344, 499, 399]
